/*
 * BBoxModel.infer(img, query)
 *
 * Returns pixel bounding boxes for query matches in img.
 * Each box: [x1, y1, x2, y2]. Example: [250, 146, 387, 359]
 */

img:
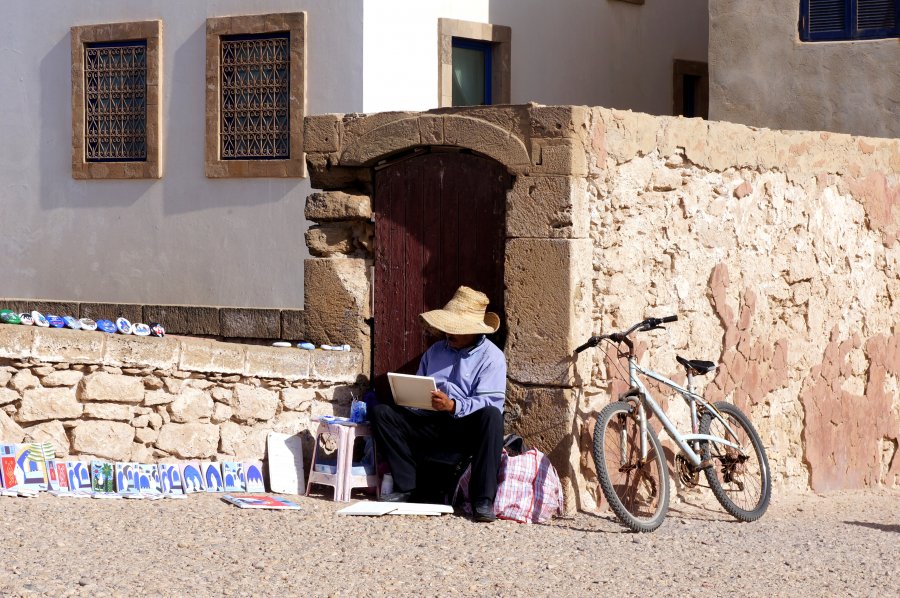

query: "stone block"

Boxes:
[303, 258, 370, 347]
[30, 328, 105, 363]
[40, 370, 84, 387]
[280, 310, 306, 341]
[529, 138, 588, 176]
[442, 114, 531, 174]
[212, 403, 233, 424]
[505, 238, 593, 386]
[230, 384, 279, 422]
[529, 105, 590, 141]
[135, 426, 159, 444]
[219, 421, 268, 459]
[0, 388, 19, 407]
[79, 302, 142, 323]
[306, 222, 371, 257]
[143, 305, 221, 335]
[506, 383, 576, 472]
[79, 372, 145, 404]
[220, 308, 281, 339]
[178, 338, 245, 374]
[169, 387, 214, 423]
[104, 335, 180, 369]
[10, 369, 38, 392]
[71, 420, 135, 460]
[282, 387, 315, 411]
[306, 153, 372, 191]
[17, 387, 82, 422]
[304, 113, 342, 153]
[82, 402, 134, 421]
[0, 325, 34, 359]
[506, 176, 590, 239]
[0, 411, 25, 443]
[155, 422, 219, 459]
[305, 191, 372, 222]
[144, 390, 177, 406]
[244, 346, 310, 381]
[310, 350, 363, 384]
[22, 420, 70, 457]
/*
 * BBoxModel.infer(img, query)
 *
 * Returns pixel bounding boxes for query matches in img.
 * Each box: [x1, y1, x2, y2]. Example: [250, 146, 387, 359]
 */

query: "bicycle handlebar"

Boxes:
[574, 315, 678, 354]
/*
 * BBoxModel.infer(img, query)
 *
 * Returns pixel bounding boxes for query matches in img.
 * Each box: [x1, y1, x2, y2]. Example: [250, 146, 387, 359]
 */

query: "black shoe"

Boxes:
[472, 498, 496, 522]
[378, 490, 413, 503]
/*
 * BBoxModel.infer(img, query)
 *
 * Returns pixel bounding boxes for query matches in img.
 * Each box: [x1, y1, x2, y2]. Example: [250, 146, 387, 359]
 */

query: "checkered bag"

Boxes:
[458, 448, 564, 523]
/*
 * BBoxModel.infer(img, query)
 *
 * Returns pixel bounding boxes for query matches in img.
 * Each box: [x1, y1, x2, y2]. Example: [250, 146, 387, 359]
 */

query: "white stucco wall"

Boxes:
[0, 0, 364, 308]
[709, 0, 900, 138]
[489, 0, 708, 113]
[362, 0, 489, 113]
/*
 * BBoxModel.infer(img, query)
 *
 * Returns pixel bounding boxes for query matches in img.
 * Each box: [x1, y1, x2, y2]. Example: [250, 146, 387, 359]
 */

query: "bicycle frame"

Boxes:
[626, 357, 742, 468]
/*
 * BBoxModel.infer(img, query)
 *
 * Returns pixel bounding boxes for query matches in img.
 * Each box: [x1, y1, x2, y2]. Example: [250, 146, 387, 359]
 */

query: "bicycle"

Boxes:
[576, 315, 771, 532]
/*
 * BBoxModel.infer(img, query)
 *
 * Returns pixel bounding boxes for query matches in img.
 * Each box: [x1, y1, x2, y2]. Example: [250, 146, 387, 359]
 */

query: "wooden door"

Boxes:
[373, 149, 510, 398]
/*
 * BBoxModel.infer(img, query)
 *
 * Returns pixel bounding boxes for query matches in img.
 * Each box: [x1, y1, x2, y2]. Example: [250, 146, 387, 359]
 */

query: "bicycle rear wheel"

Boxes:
[593, 401, 669, 532]
[700, 401, 771, 522]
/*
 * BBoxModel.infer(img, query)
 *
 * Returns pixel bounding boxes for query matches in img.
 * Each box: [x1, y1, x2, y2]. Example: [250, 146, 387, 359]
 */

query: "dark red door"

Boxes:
[373, 149, 510, 398]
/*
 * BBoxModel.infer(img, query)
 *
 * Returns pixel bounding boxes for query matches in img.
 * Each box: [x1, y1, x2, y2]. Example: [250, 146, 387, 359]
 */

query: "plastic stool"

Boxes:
[305, 417, 378, 502]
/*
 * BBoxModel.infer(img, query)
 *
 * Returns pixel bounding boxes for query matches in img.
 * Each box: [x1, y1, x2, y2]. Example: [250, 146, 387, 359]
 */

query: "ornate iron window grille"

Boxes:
[84, 40, 148, 162]
[220, 32, 291, 160]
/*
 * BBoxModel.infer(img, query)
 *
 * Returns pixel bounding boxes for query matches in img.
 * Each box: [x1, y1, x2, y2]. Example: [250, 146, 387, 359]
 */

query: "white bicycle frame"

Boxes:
[626, 357, 742, 468]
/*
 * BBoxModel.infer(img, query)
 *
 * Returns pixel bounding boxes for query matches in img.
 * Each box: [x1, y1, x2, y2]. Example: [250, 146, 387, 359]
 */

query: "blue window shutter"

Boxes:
[802, 0, 898, 40]
[856, 0, 898, 37]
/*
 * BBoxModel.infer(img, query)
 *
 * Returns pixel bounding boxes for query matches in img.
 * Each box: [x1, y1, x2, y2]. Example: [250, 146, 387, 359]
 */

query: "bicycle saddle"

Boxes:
[676, 355, 717, 375]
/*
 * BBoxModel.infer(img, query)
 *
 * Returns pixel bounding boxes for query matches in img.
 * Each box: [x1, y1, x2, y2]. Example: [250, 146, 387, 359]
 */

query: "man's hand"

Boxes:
[431, 389, 455, 413]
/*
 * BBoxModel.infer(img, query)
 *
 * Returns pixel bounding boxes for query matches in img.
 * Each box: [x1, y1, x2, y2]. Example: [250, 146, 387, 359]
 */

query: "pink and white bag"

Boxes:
[458, 448, 564, 523]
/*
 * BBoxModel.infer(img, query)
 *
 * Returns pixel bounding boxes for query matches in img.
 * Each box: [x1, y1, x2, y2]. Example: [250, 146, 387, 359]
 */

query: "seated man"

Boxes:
[371, 286, 506, 523]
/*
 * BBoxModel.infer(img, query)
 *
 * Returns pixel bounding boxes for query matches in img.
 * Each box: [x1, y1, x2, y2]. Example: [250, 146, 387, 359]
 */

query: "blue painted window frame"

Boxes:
[451, 37, 493, 105]
[800, 0, 899, 41]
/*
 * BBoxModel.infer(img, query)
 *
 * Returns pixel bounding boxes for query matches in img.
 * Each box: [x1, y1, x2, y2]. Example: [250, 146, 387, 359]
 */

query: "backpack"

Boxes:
[457, 445, 564, 523]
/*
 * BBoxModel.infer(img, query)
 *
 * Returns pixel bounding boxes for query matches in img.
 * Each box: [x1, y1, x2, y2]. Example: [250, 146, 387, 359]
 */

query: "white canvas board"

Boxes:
[266, 432, 305, 495]
[387, 373, 437, 410]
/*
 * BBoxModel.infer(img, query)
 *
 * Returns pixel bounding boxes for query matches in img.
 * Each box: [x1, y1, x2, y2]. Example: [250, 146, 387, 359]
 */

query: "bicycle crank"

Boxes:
[676, 454, 699, 488]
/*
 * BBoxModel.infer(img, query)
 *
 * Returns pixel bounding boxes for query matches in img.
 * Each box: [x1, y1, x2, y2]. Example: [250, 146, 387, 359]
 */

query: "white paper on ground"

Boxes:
[337, 501, 453, 516]
[267, 432, 305, 494]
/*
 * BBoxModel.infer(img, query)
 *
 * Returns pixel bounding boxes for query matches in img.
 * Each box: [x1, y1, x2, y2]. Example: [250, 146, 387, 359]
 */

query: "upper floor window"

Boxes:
[438, 19, 511, 108]
[451, 38, 493, 106]
[800, 0, 899, 41]
[206, 13, 307, 178]
[71, 21, 162, 179]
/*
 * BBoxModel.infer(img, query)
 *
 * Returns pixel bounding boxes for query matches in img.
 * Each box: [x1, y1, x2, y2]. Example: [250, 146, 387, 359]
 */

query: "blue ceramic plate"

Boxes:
[79, 318, 97, 331]
[31, 311, 49, 327]
[115, 317, 133, 335]
[96, 319, 116, 334]
[63, 316, 81, 330]
[133, 323, 151, 336]
[46, 315, 66, 328]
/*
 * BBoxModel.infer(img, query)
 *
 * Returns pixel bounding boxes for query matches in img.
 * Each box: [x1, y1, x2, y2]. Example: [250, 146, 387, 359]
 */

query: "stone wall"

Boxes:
[0, 326, 363, 466]
[576, 108, 900, 509]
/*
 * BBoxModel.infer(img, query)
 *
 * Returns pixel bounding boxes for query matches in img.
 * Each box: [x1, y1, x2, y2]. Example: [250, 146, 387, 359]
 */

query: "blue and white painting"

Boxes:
[221, 462, 245, 492]
[158, 463, 184, 495]
[115, 462, 140, 495]
[15, 444, 48, 491]
[66, 461, 93, 494]
[201, 462, 224, 493]
[180, 461, 204, 494]
[244, 461, 265, 493]
[136, 464, 162, 495]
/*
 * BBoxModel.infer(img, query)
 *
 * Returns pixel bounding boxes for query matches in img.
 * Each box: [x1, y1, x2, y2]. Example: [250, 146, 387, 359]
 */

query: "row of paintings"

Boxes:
[1, 443, 265, 496]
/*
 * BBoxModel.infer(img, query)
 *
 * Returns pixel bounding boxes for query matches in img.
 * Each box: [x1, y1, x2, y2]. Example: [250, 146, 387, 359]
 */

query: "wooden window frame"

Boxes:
[673, 59, 709, 120]
[71, 20, 162, 180]
[438, 18, 510, 108]
[205, 13, 307, 178]
[800, 0, 900, 42]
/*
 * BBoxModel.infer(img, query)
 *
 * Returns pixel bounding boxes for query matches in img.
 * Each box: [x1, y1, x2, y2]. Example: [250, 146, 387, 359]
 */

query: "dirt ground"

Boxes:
[0, 487, 897, 597]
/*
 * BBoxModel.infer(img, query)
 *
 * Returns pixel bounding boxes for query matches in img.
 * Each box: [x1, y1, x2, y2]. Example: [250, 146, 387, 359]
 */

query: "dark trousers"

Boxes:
[371, 403, 504, 502]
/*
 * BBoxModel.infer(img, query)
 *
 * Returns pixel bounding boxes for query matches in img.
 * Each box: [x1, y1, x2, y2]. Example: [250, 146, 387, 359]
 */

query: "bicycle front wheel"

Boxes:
[700, 401, 771, 522]
[593, 401, 670, 532]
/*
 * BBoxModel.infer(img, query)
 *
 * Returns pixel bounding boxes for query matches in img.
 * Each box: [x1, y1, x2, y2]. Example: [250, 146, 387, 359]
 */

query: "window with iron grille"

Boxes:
[800, 0, 899, 41]
[219, 33, 290, 160]
[84, 40, 148, 162]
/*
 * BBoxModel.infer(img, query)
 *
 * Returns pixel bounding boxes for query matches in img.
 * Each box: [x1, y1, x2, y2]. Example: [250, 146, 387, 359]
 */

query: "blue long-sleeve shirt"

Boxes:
[416, 335, 507, 418]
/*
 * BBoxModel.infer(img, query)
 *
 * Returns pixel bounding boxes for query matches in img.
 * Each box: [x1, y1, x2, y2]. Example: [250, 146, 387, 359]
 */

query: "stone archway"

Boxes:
[303, 105, 594, 512]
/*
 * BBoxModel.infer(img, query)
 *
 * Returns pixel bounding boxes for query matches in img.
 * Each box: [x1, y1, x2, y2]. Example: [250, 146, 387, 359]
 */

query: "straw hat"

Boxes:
[420, 286, 500, 335]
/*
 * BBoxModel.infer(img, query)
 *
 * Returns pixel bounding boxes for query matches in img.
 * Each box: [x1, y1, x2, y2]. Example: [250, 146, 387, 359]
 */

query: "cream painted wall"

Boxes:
[362, 0, 489, 113]
[489, 0, 708, 114]
[710, 0, 900, 138]
[0, 0, 364, 308]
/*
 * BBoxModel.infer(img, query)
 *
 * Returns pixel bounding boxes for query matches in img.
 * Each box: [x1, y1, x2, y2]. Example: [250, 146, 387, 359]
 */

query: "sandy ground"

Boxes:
[0, 487, 897, 597]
